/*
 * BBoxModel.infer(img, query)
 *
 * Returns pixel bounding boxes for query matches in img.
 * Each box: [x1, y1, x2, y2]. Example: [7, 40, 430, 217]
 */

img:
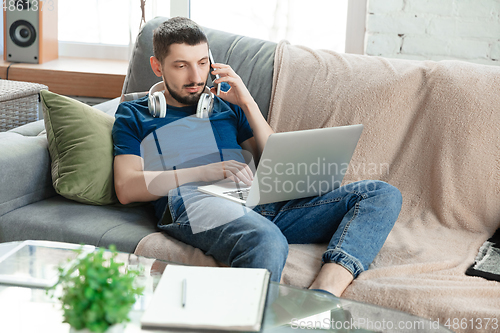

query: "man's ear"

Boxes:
[150, 56, 163, 77]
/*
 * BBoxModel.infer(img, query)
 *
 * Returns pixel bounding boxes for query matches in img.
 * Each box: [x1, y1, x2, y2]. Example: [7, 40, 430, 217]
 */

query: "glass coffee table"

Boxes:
[0, 241, 453, 332]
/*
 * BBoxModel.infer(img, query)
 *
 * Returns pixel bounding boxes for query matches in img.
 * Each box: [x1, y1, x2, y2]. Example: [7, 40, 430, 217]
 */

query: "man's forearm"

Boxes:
[209, 63, 274, 155]
[241, 100, 274, 156]
[117, 167, 202, 204]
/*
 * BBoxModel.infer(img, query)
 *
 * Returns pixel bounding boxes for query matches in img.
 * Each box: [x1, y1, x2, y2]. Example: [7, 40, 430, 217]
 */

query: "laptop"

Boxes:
[198, 124, 363, 207]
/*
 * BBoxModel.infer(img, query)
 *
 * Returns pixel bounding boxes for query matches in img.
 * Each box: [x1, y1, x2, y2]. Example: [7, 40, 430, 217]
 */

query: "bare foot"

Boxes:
[308, 263, 354, 297]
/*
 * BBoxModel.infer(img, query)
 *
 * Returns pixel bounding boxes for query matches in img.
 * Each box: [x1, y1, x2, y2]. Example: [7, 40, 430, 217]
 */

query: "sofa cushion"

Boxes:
[41, 90, 118, 205]
[0, 195, 158, 253]
[133, 232, 327, 288]
[122, 16, 276, 119]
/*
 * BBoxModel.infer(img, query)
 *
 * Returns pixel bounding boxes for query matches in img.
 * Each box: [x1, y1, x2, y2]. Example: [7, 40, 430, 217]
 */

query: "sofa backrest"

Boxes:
[122, 16, 277, 120]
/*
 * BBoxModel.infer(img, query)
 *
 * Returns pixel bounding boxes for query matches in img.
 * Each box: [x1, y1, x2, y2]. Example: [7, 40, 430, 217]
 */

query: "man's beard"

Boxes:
[164, 80, 205, 106]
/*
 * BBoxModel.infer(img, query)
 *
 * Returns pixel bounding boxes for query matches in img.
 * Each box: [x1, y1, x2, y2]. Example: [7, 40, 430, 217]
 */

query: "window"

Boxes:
[59, 0, 132, 45]
[191, 0, 348, 52]
[57, 0, 171, 60]
[45, 0, 362, 60]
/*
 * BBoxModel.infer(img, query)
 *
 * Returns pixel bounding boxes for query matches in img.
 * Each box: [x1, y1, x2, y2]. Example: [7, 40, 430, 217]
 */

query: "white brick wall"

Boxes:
[365, 0, 500, 66]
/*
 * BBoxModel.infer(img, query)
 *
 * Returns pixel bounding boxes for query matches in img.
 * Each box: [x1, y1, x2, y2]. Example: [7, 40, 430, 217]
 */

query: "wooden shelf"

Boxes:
[0, 57, 129, 99]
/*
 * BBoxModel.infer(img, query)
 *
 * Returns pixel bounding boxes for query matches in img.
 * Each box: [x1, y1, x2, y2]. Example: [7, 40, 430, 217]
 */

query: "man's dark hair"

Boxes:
[153, 17, 208, 63]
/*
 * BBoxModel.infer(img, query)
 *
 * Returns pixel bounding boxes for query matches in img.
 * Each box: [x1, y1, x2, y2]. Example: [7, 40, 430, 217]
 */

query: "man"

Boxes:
[112, 17, 402, 297]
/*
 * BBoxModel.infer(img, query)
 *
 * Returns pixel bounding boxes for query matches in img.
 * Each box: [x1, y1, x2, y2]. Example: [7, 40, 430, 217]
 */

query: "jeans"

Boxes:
[158, 180, 402, 283]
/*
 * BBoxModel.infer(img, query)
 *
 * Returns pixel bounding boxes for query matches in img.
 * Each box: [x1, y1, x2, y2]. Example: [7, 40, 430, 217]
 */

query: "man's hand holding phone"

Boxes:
[209, 63, 257, 110]
[208, 54, 274, 167]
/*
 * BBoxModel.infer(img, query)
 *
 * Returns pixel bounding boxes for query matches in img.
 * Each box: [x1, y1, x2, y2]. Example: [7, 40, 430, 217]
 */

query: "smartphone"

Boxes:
[208, 49, 221, 96]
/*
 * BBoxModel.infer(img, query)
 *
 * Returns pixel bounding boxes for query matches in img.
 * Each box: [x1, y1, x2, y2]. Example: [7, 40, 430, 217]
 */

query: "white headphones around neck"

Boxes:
[147, 82, 214, 119]
[148, 49, 220, 119]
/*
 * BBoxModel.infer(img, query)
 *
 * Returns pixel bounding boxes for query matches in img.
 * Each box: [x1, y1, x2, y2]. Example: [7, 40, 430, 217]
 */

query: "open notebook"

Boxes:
[141, 265, 270, 332]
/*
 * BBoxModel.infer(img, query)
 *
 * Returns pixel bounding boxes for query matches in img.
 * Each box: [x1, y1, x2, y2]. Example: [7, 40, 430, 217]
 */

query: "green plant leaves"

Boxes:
[49, 245, 144, 333]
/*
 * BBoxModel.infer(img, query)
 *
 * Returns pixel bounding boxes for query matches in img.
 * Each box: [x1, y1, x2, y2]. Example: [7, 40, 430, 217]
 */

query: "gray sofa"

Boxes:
[0, 17, 276, 254]
[3, 17, 500, 330]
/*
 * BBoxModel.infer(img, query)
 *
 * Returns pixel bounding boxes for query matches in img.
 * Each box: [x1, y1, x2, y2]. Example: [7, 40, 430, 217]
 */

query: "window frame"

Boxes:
[345, 0, 367, 54]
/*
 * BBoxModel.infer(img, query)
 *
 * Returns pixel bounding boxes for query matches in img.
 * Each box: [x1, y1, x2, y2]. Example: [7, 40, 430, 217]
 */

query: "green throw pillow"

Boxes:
[41, 90, 118, 205]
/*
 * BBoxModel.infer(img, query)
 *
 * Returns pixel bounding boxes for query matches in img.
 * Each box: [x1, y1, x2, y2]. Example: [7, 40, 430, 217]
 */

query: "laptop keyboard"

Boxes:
[223, 188, 251, 201]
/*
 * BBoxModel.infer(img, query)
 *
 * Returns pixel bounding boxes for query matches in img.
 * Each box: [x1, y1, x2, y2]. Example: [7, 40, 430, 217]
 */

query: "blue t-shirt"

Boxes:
[112, 85, 254, 220]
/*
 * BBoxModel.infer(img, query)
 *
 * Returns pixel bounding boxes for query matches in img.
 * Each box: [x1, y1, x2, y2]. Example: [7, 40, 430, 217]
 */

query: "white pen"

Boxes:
[182, 278, 187, 308]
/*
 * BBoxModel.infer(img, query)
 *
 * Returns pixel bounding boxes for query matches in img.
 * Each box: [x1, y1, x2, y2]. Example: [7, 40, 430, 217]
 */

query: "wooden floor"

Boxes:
[0, 56, 129, 99]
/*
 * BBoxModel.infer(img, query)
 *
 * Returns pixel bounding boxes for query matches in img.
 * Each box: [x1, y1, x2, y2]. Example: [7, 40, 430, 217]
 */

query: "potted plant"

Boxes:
[49, 245, 144, 333]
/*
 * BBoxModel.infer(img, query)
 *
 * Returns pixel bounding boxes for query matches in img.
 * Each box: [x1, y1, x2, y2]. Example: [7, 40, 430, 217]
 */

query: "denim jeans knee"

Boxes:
[321, 180, 402, 277]
[227, 224, 289, 282]
[160, 185, 289, 282]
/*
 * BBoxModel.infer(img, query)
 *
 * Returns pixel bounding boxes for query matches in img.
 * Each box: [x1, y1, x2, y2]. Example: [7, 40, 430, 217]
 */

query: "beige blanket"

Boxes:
[268, 41, 500, 332]
[134, 41, 500, 333]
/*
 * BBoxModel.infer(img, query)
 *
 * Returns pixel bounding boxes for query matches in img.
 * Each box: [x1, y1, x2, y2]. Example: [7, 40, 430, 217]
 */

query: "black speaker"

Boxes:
[3, 0, 58, 64]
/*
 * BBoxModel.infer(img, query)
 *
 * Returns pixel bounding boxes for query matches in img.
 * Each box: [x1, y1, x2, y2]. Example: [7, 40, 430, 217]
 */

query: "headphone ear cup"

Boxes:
[196, 93, 214, 118]
[155, 91, 167, 118]
[148, 81, 167, 118]
[148, 94, 155, 117]
[148, 91, 167, 118]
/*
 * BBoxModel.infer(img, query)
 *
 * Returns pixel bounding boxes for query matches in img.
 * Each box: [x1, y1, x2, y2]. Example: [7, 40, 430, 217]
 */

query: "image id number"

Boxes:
[3, 0, 55, 11]
[444, 318, 499, 331]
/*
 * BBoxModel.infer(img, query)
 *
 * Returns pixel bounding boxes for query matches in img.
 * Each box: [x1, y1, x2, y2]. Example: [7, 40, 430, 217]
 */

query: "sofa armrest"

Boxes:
[0, 131, 56, 217]
[7, 119, 45, 136]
